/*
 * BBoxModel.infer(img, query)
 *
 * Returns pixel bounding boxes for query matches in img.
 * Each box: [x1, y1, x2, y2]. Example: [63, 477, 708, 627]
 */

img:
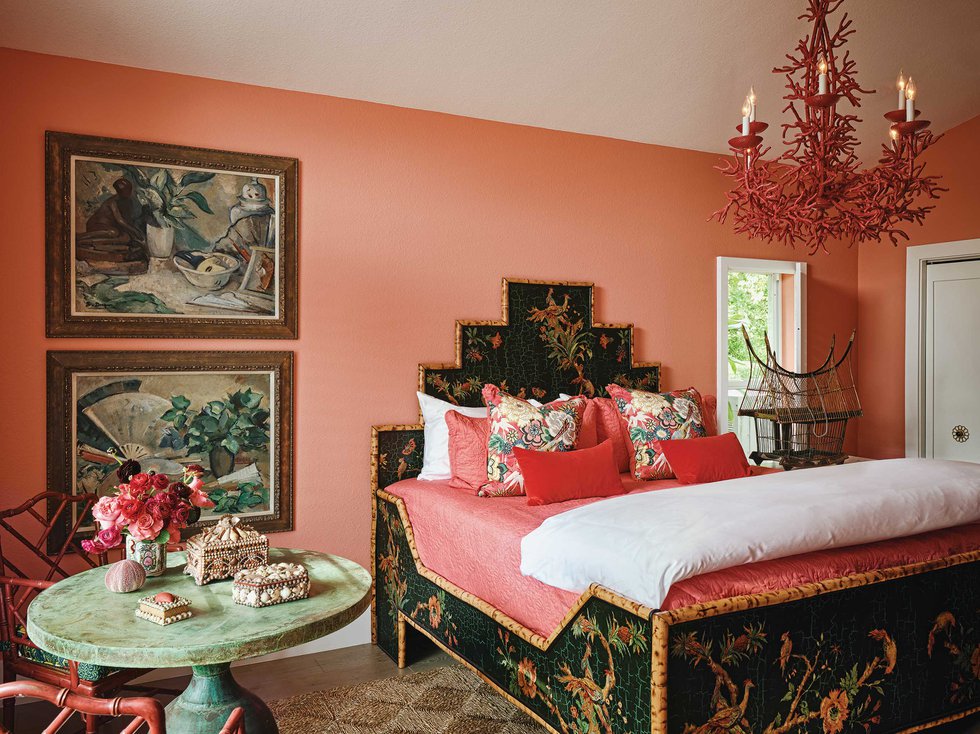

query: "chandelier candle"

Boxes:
[817, 57, 829, 94]
[749, 87, 757, 121]
[742, 99, 751, 135]
[898, 71, 906, 109]
[906, 78, 917, 121]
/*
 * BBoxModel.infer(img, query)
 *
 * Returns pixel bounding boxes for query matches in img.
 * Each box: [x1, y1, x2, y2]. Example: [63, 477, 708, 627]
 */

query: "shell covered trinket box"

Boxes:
[184, 515, 269, 585]
[135, 592, 192, 625]
[232, 562, 310, 608]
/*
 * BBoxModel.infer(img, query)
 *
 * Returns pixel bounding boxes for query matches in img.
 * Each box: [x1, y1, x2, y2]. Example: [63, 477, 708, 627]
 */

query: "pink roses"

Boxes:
[81, 461, 214, 555]
[128, 511, 165, 542]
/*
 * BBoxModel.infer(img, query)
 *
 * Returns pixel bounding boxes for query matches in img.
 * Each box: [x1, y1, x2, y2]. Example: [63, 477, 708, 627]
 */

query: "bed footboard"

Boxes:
[656, 552, 979, 734]
[374, 488, 655, 732]
[374, 470, 979, 734]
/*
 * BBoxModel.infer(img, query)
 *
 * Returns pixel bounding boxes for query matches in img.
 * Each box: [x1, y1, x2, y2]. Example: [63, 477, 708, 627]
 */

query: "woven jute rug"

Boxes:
[269, 665, 547, 733]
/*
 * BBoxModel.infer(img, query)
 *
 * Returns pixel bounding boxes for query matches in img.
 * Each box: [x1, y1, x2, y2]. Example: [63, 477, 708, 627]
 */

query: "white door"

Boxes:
[924, 259, 980, 462]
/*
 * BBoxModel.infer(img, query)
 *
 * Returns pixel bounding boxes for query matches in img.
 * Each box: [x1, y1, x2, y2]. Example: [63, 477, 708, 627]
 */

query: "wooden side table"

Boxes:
[28, 548, 371, 734]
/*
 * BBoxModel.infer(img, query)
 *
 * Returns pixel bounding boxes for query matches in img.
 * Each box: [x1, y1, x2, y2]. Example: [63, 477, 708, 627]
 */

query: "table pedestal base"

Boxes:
[165, 663, 278, 734]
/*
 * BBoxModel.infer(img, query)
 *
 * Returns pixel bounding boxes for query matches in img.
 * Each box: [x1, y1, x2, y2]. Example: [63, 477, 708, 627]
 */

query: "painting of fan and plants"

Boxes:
[46, 351, 293, 548]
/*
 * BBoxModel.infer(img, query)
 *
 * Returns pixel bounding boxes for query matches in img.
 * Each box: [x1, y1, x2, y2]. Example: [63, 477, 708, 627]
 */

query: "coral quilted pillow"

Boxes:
[445, 411, 491, 493]
[594, 397, 633, 473]
[480, 385, 586, 497]
[606, 384, 708, 480]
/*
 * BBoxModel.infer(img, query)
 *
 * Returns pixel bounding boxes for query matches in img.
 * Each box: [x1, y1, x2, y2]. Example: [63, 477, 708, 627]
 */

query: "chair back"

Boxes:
[0, 679, 165, 733]
[0, 577, 51, 660]
[0, 491, 106, 582]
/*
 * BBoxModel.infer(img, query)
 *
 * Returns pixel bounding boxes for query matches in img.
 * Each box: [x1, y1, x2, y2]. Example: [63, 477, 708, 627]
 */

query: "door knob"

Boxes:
[952, 425, 970, 443]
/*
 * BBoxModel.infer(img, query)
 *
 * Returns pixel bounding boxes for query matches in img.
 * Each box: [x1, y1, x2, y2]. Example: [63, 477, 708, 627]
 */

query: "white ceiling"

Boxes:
[2, 0, 979, 159]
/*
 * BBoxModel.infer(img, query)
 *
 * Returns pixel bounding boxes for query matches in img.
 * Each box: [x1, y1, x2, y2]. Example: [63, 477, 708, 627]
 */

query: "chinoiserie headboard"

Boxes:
[372, 278, 661, 492]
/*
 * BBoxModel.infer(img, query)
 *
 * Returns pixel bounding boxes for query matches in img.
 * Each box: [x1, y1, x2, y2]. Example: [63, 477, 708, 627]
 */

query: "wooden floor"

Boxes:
[12, 636, 980, 732]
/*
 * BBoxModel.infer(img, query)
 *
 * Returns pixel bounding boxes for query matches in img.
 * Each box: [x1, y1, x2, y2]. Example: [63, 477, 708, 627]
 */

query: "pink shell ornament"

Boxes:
[104, 559, 147, 593]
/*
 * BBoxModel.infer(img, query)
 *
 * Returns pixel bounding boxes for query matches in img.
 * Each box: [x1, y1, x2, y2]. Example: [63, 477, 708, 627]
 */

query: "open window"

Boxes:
[716, 258, 806, 454]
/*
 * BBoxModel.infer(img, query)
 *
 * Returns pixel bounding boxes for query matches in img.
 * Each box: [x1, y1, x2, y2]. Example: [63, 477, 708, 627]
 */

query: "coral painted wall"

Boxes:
[0, 48, 859, 577]
[856, 113, 980, 459]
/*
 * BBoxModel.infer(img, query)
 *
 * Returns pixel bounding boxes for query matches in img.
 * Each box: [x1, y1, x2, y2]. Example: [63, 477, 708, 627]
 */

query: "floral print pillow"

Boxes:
[480, 384, 586, 497]
[606, 385, 707, 480]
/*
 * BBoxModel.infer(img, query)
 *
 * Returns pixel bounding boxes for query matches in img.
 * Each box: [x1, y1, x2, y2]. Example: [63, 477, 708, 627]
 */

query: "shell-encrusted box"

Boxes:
[184, 515, 269, 585]
[135, 592, 192, 625]
[232, 562, 309, 608]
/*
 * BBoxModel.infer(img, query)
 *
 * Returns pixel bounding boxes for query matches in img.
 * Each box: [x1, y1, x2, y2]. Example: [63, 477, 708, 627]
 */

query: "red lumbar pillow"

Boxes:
[513, 440, 626, 506]
[657, 432, 752, 485]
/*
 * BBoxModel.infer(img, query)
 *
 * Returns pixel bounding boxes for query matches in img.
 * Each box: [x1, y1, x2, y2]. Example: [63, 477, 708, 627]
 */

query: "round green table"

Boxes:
[28, 548, 371, 734]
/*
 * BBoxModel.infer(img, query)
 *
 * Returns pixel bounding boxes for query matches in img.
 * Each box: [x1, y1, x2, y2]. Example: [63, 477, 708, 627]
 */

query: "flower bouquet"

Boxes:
[82, 456, 215, 576]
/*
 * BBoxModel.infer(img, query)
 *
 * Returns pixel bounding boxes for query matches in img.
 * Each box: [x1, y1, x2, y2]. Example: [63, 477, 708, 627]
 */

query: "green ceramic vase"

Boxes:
[126, 537, 167, 577]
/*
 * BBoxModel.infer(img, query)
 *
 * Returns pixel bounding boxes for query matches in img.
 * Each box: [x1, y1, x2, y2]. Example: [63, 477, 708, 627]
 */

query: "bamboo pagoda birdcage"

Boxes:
[738, 326, 862, 470]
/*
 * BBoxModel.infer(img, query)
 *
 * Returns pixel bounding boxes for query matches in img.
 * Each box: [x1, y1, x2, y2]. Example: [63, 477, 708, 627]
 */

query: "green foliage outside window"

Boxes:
[728, 271, 773, 382]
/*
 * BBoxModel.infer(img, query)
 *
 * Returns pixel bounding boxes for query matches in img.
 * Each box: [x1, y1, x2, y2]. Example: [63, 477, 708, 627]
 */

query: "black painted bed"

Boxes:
[371, 278, 979, 734]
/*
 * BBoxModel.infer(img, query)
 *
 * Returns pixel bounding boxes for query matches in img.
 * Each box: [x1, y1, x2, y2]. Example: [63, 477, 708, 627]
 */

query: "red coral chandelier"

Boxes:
[713, 0, 946, 254]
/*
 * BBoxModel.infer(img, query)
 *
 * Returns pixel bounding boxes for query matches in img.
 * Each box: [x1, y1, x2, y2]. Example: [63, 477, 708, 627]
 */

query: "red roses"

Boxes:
[81, 461, 215, 554]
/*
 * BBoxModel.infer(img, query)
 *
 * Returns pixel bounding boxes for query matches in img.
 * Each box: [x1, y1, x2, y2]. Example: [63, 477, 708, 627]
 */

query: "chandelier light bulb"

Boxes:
[905, 78, 916, 101]
[818, 57, 828, 75]
[897, 71, 906, 109]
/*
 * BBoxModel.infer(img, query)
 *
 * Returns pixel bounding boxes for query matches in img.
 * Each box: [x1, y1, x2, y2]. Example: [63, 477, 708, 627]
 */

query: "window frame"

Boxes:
[716, 257, 807, 445]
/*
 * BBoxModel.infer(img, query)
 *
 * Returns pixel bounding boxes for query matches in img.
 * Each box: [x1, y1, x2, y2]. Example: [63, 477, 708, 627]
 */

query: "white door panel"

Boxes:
[925, 259, 980, 462]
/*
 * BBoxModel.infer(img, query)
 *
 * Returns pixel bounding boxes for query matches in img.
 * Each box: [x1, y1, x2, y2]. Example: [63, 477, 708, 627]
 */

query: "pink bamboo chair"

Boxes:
[0, 679, 246, 733]
[0, 491, 177, 733]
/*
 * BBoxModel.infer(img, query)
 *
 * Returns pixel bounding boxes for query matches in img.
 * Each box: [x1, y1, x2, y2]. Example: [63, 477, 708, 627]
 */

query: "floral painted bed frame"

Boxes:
[371, 278, 979, 734]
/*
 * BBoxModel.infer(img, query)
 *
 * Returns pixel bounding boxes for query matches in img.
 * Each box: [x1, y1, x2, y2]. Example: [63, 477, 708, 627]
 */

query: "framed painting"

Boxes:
[46, 351, 293, 551]
[45, 131, 298, 338]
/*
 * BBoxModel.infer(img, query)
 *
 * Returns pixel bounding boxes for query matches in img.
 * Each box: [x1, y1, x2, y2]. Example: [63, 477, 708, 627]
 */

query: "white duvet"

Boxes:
[520, 458, 980, 609]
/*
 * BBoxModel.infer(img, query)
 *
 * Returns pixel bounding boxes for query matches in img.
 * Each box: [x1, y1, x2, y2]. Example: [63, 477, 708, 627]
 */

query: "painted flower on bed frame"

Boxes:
[927, 610, 979, 704]
[410, 589, 459, 647]
[527, 287, 596, 397]
[820, 689, 849, 734]
[497, 613, 648, 734]
[377, 502, 408, 625]
[670, 623, 897, 734]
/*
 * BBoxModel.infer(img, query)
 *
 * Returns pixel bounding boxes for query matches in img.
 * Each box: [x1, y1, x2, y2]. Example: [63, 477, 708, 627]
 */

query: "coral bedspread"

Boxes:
[386, 472, 980, 638]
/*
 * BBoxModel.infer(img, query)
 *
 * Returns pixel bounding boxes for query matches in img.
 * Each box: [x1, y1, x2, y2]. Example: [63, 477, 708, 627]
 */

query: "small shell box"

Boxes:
[232, 562, 310, 608]
[135, 592, 193, 625]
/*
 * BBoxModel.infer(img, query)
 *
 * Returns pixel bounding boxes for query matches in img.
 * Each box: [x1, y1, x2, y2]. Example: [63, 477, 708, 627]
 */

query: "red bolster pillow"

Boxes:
[513, 440, 626, 506]
[657, 432, 752, 485]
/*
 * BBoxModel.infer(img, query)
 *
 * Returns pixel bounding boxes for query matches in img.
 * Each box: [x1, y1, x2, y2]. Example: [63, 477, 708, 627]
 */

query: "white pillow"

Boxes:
[417, 392, 487, 481]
